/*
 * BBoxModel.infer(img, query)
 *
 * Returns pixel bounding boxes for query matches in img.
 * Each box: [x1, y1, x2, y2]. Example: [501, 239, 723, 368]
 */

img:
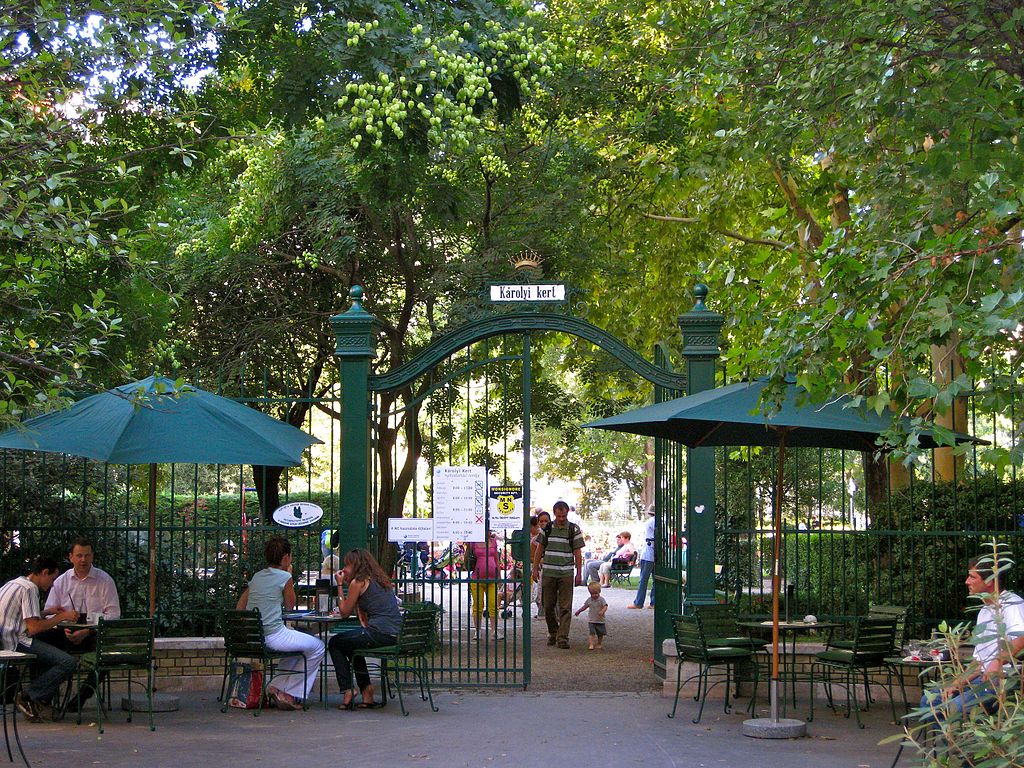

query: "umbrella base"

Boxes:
[742, 717, 806, 739]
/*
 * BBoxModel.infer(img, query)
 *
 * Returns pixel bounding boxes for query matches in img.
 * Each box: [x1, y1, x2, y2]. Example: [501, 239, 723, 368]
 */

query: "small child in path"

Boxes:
[574, 582, 608, 650]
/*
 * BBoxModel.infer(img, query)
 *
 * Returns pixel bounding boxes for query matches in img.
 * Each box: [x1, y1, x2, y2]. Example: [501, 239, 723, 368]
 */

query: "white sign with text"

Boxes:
[489, 284, 566, 302]
[432, 465, 487, 542]
[387, 517, 435, 543]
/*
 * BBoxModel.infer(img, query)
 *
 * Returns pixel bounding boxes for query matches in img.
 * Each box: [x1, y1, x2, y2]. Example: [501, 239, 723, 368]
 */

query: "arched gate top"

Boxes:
[369, 311, 686, 392]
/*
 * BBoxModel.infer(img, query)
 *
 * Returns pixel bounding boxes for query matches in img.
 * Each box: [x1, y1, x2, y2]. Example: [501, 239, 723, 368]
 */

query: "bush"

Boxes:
[871, 476, 1024, 630]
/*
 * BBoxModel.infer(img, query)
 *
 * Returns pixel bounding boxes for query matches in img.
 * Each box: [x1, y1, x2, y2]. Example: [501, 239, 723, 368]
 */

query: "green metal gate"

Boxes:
[333, 285, 690, 686]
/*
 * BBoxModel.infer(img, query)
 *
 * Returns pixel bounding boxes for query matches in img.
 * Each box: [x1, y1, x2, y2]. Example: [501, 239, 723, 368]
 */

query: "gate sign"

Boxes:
[387, 517, 434, 543]
[272, 501, 324, 528]
[433, 465, 487, 542]
[489, 284, 565, 302]
[488, 485, 523, 531]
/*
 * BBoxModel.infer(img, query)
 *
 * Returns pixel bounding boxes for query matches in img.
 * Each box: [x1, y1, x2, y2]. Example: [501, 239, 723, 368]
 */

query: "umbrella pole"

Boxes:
[770, 432, 787, 723]
[148, 463, 157, 618]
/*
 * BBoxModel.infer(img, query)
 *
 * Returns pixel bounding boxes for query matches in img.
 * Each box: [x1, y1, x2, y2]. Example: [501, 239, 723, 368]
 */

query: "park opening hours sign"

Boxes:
[432, 465, 486, 542]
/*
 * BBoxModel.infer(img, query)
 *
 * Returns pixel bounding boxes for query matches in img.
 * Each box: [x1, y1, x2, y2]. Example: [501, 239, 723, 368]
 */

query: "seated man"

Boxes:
[921, 553, 1024, 722]
[42, 537, 121, 708]
[586, 532, 634, 587]
[0, 556, 79, 722]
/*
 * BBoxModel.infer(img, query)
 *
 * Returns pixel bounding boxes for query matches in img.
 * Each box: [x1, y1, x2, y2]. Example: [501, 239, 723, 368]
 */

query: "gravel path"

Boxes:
[528, 581, 661, 692]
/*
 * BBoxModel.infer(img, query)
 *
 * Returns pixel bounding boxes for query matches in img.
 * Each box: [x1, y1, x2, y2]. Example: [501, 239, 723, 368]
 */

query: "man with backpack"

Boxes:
[531, 500, 584, 649]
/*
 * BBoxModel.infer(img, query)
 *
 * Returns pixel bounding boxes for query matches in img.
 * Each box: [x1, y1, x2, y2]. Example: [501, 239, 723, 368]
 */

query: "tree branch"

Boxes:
[641, 213, 795, 251]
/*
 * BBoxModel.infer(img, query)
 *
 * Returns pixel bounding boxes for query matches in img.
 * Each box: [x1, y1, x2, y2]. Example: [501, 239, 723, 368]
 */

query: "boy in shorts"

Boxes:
[574, 582, 608, 650]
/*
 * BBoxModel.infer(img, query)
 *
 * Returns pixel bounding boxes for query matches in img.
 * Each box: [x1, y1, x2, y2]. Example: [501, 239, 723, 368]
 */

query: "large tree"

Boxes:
[0, 0, 230, 421]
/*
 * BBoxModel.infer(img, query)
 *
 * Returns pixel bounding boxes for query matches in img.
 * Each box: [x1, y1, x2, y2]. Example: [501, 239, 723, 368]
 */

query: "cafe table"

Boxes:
[738, 619, 844, 715]
[282, 612, 361, 708]
[0, 651, 36, 768]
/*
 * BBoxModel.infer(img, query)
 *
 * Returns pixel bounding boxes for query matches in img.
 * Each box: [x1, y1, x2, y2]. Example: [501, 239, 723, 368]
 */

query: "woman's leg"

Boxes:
[486, 584, 501, 638]
[265, 626, 325, 701]
[328, 628, 394, 704]
[469, 582, 484, 635]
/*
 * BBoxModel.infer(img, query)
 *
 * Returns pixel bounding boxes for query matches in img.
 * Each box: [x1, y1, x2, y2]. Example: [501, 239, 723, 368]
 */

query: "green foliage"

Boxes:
[783, 532, 871, 618]
[871, 477, 1024, 627]
[1, 0, 229, 421]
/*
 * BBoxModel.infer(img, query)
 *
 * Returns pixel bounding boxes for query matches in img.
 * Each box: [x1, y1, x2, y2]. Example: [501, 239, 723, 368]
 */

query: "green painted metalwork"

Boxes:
[678, 284, 724, 608]
[369, 311, 687, 392]
[330, 285, 377, 551]
[653, 342, 684, 672]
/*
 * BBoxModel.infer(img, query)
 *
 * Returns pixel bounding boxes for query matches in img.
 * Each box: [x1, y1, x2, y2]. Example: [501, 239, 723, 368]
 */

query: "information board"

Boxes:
[432, 465, 487, 542]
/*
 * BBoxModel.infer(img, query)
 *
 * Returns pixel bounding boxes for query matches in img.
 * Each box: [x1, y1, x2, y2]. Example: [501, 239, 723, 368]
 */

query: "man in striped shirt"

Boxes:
[0, 556, 79, 722]
[532, 500, 584, 649]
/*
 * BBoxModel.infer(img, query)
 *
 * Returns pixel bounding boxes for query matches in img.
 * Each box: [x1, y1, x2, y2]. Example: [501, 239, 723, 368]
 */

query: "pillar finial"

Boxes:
[693, 283, 709, 311]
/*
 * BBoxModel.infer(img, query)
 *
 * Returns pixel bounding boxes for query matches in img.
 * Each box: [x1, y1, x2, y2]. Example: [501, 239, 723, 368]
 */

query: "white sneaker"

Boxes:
[492, 631, 504, 641]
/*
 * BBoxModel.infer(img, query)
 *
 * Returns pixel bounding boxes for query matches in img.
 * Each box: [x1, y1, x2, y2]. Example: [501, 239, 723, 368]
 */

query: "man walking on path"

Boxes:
[630, 506, 656, 609]
[532, 500, 584, 649]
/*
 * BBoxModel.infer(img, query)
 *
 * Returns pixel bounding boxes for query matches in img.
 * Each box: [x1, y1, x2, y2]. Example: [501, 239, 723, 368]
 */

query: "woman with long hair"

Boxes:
[328, 548, 402, 710]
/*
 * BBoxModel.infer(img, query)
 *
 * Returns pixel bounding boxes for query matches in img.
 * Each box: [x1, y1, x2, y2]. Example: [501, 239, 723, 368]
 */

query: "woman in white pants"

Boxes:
[237, 536, 325, 710]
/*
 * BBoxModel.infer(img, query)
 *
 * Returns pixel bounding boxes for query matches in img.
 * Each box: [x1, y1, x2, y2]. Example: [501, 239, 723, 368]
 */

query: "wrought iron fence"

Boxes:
[715, 371, 1023, 634]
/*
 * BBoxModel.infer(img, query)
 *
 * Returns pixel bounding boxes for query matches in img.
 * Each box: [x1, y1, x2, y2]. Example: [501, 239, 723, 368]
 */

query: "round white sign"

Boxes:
[272, 501, 324, 528]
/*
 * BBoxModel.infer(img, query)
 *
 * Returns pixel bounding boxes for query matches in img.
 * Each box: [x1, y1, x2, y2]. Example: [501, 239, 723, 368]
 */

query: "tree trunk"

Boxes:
[252, 465, 284, 523]
[931, 333, 966, 482]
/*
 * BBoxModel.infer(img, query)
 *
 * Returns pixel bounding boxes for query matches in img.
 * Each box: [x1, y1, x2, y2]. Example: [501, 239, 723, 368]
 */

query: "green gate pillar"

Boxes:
[678, 284, 723, 607]
[330, 285, 377, 551]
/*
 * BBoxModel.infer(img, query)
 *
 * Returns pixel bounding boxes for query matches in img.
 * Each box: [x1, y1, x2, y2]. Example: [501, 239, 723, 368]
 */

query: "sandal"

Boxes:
[355, 701, 384, 709]
[337, 690, 356, 711]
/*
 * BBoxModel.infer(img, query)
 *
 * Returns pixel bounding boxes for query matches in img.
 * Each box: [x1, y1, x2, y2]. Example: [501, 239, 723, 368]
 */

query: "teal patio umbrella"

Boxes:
[0, 376, 322, 615]
[586, 377, 984, 726]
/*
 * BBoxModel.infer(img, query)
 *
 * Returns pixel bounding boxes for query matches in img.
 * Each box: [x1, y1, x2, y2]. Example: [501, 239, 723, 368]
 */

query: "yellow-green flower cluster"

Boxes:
[335, 16, 557, 152]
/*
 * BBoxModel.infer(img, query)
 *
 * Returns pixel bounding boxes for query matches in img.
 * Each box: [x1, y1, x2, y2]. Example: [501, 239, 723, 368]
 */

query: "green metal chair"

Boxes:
[218, 610, 308, 716]
[352, 602, 441, 716]
[829, 604, 909, 711]
[694, 603, 770, 652]
[668, 612, 759, 724]
[74, 617, 155, 733]
[809, 616, 897, 728]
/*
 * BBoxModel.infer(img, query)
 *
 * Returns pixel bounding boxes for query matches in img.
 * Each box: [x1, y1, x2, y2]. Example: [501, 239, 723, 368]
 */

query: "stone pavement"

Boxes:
[17, 688, 905, 768]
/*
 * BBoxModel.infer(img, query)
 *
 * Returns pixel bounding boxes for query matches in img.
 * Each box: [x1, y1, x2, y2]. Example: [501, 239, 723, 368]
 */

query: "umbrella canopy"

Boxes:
[0, 375, 320, 466]
[586, 377, 980, 451]
[0, 375, 322, 617]
[586, 377, 984, 724]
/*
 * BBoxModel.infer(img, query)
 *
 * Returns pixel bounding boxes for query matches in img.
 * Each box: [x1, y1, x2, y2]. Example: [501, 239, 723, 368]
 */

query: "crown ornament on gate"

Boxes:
[509, 249, 544, 273]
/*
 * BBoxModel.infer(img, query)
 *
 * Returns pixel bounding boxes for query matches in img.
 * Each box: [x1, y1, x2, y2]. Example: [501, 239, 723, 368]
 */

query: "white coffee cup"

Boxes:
[87, 611, 103, 625]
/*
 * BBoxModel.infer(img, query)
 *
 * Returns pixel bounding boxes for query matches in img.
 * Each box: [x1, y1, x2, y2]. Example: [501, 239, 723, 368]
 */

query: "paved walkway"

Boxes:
[18, 688, 904, 768]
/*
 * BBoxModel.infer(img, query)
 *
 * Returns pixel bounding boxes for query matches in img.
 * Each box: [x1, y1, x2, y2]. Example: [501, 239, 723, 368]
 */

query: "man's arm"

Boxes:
[574, 547, 584, 585]
[26, 608, 78, 636]
[531, 545, 545, 582]
[100, 573, 121, 619]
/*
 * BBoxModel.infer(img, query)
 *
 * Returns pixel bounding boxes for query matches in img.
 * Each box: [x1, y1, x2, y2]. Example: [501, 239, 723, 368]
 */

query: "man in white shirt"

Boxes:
[42, 538, 121, 709]
[0, 555, 79, 721]
[921, 553, 1024, 721]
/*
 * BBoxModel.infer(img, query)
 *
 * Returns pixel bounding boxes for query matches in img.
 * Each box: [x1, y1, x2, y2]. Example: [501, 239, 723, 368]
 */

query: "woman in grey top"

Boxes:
[236, 536, 325, 710]
[328, 548, 402, 709]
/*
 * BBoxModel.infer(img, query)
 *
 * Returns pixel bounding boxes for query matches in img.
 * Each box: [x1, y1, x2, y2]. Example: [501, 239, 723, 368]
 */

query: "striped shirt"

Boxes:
[0, 577, 41, 651]
[537, 522, 584, 576]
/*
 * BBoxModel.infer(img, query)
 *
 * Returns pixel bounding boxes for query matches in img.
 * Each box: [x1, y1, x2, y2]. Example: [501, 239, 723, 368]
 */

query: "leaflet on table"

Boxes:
[432, 466, 486, 542]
